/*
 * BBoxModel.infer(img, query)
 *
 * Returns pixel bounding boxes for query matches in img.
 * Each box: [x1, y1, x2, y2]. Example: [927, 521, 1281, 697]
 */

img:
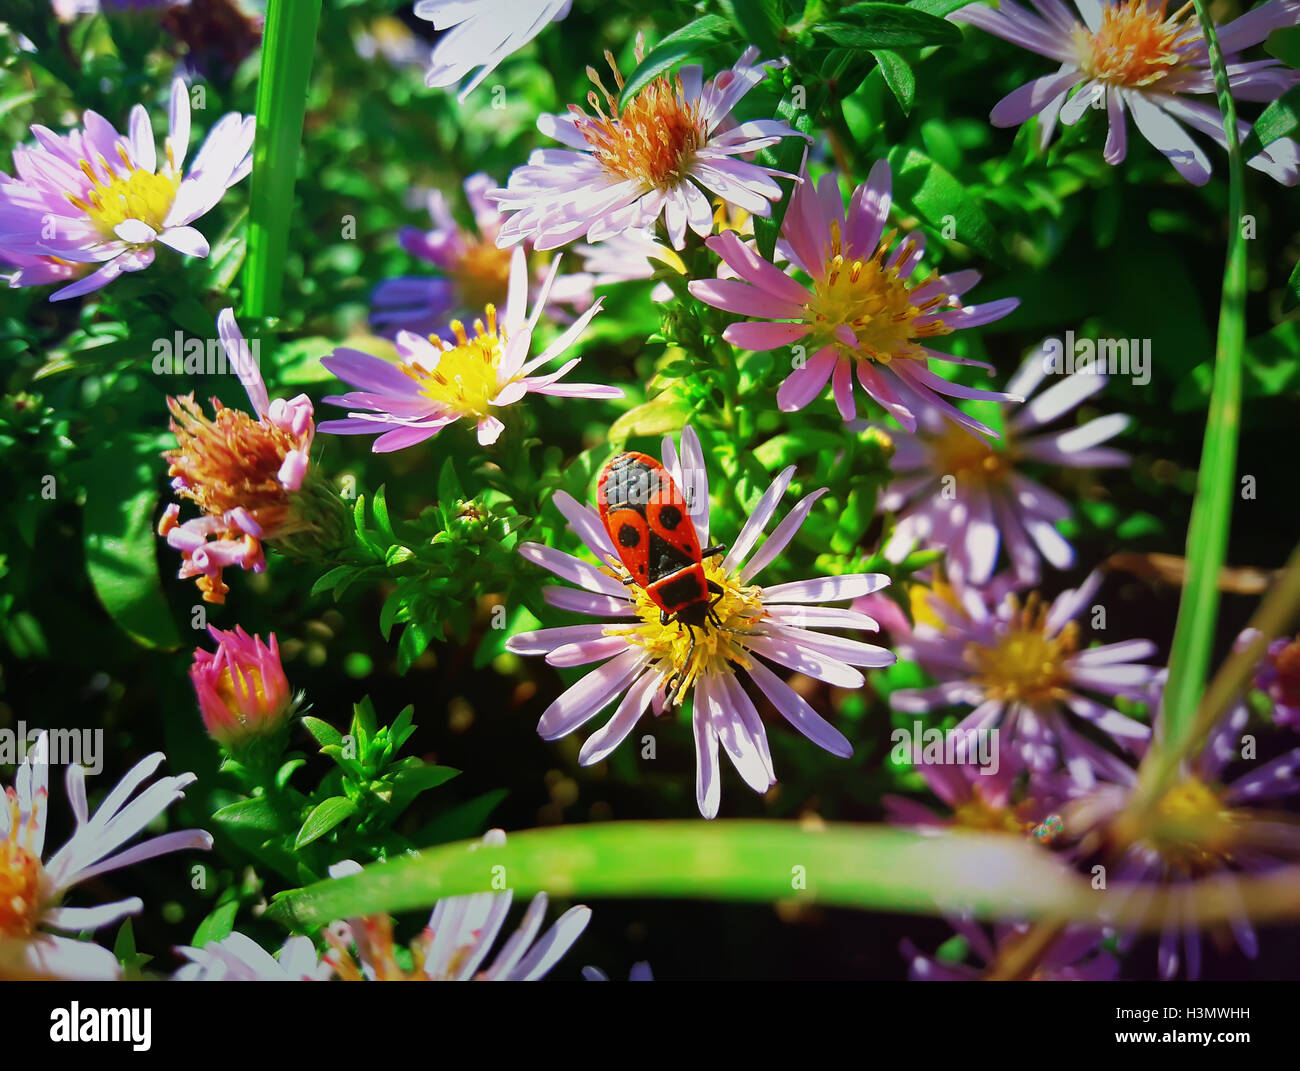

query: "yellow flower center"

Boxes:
[807, 222, 953, 364]
[453, 240, 515, 312]
[908, 576, 960, 630]
[1074, 0, 1198, 88]
[573, 40, 705, 188]
[410, 309, 507, 419]
[1141, 776, 1239, 874]
[929, 422, 1014, 488]
[0, 793, 44, 941]
[964, 593, 1079, 704]
[952, 785, 1036, 836]
[606, 557, 766, 705]
[68, 153, 181, 237]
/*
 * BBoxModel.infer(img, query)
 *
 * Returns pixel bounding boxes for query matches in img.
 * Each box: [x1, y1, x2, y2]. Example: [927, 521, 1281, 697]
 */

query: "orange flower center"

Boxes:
[1074, 0, 1198, 88]
[573, 41, 705, 188]
[453, 239, 515, 311]
[0, 793, 44, 941]
[929, 422, 1014, 488]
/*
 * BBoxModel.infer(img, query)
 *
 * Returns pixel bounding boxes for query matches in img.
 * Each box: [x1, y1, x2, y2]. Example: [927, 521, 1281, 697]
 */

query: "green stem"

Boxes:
[242, 0, 323, 319]
[1152, 0, 1247, 763]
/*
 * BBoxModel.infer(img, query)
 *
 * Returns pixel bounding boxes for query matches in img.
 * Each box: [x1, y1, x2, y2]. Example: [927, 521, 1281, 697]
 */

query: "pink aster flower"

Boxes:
[415, 0, 572, 102]
[1065, 678, 1300, 979]
[689, 164, 1021, 437]
[371, 173, 595, 338]
[1, 732, 211, 980]
[505, 426, 895, 819]
[891, 571, 1156, 779]
[489, 38, 803, 251]
[320, 247, 618, 451]
[903, 918, 1119, 980]
[159, 309, 336, 605]
[951, 0, 1300, 185]
[875, 345, 1131, 587]
[0, 77, 253, 300]
[189, 625, 298, 751]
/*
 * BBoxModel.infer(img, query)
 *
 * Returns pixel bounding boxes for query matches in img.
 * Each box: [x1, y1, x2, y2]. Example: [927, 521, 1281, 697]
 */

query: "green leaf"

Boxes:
[301, 715, 344, 749]
[887, 146, 1001, 261]
[905, 0, 977, 17]
[872, 50, 915, 114]
[242, 0, 323, 318]
[619, 16, 738, 104]
[82, 438, 181, 651]
[295, 796, 359, 848]
[267, 822, 1121, 930]
[607, 398, 691, 443]
[213, 796, 281, 833]
[725, 0, 784, 57]
[191, 900, 240, 947]
[813, 6, 961, 49]
[1239, 83, 1300, 160]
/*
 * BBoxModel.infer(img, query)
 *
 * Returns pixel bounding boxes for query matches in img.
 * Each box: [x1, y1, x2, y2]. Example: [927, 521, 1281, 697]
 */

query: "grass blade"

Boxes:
[242, 0, 322, 318]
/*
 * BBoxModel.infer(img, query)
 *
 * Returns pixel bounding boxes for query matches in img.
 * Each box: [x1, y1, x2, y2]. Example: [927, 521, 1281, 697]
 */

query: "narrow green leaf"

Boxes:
[619, 16, 738, 104]
[213, 796, 280, 832]
[887, 146, 1001, 261]
[1239, 83, 1300, 160]
[191, 900, 240, 947]
[1157, 0, 1248, 760]
[295, 796, 358, 848]
[301, 715, 344, 749]
[242, 0, 323, 318]
[904, 0, 976, 18]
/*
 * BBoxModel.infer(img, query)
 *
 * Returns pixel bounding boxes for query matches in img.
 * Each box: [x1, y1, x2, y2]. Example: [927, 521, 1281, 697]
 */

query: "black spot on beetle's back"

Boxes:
[618, 524, 640, 548]
[658, 504, 682, 530]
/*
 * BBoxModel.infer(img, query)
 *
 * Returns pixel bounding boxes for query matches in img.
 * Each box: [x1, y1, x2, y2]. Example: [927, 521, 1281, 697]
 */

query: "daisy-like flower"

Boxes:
[875, 345, 1131, 587]
[689, 164, 1021, 437]
[320, 247, 617, 451]
[370, 173, 595, 338]
[891, 571, 1156, 779]
[884, 756, 1052, 836]
[415, 0, 572, 101]
[0, 77, 253, 300]
[489, 38, 803, 251]
[190, 625, 298, 751]
[178, 833, 591, 980]
[951, 0, 1300, 185]
[159, 308, 346, 605]
[505, 426, 895, 819]
[1065, 679, 1300, 979]
[1243, 629, 1300, 730]
[0, 247, 88, 290]
[1, 733, 211, 980]
[903, 918, 1119, 980]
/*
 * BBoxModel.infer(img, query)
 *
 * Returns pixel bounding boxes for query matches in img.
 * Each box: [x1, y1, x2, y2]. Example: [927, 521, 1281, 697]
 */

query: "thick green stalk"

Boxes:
[1156, 0, 1247, 758]
[242, 0, 322, 318]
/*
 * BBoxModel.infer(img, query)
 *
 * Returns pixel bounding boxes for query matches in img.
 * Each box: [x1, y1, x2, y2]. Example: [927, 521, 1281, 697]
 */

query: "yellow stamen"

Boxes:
[964, 592, 1079, 705]
[928, 421, 1014, 488]
[604, 557, 765, 705]
[409, 306, 507, 419]
[71, 162, 181, 236]
[0, 792, 44, 941]
[806, 220, 954, 365]
[1074, 0, 1199, 88]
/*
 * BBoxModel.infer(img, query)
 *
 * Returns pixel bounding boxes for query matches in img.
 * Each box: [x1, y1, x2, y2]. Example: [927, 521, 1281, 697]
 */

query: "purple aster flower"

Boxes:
[320, 247, 618, 451]
[903, 918, 1119, 980]
[0, 77, 253, 300]
[1065, 679, 1300, 979]
[1, 732, 211, 980]
[885, 754, 1053, 835]
[370, 173, 596, 338]
[415, 0, 573, 102]
[1242, 628, 1300, 730]
[490, 38, 804, 251]
[688, 164, 1021, 437]
[951, 0, 1300, 185]
[891, 571, 1155, 779]
[506, 425, 895, 818]
[875, 344, 1130, 587]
